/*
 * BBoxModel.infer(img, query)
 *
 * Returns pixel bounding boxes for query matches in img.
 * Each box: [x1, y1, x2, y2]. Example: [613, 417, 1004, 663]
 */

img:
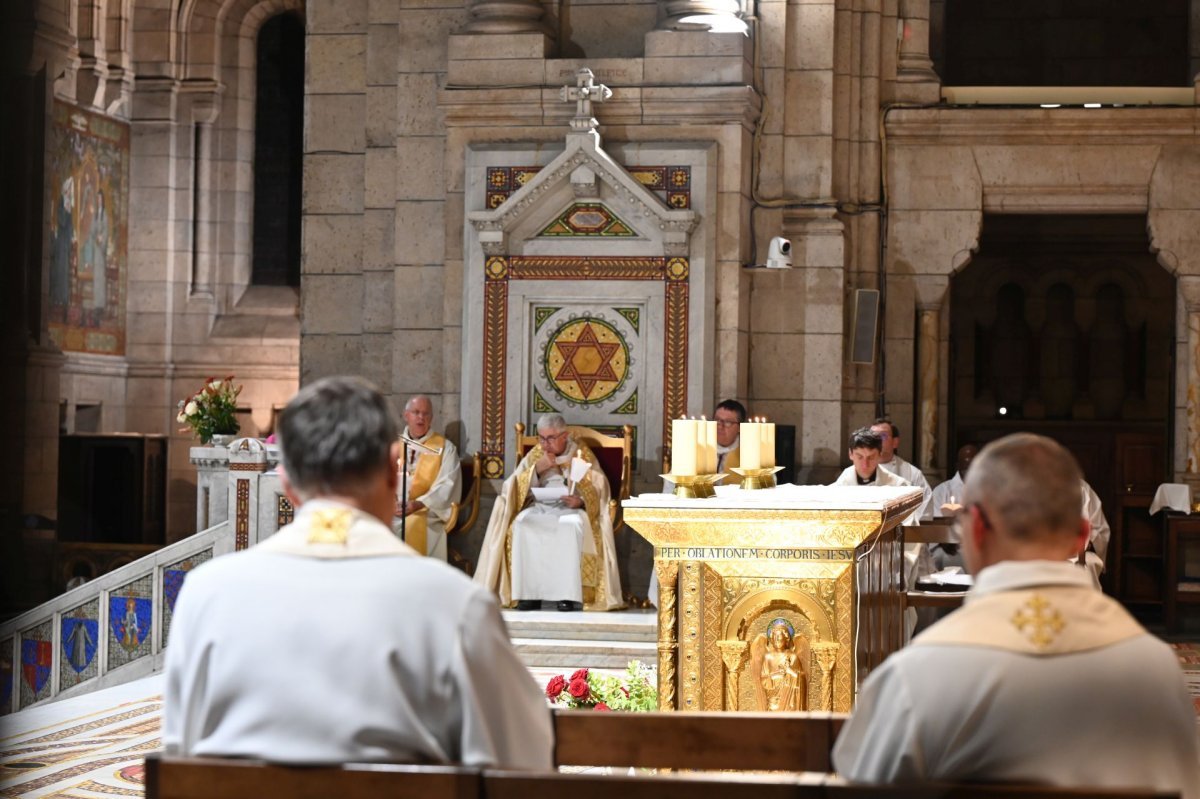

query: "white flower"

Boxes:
[208, 379, 222, 391]
[185, 401, 198, 416]
[176, 412, 186, 423]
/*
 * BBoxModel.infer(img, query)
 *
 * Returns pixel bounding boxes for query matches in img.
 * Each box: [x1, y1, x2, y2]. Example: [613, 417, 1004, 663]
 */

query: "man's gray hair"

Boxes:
[277, 376, 397, 498]
[536, 413, 567, 433]
[963, 433, 1083, 543]
[404, 394, 432, 413]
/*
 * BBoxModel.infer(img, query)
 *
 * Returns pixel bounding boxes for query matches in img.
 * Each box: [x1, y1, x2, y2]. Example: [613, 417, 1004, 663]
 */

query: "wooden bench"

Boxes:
[901, 523, 968, 610]
[553, 709, 844, 772]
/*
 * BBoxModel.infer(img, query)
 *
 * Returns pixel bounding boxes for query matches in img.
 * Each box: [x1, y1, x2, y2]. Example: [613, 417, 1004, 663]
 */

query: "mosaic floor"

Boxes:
[3, 643, 1199, 798]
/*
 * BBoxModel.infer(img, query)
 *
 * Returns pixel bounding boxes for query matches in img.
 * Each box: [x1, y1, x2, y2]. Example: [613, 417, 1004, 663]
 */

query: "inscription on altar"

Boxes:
[656, 546, 855, 561]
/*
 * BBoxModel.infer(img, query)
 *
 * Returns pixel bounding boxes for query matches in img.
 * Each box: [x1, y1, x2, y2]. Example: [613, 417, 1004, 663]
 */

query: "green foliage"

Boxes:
[545, 660, 657, 712]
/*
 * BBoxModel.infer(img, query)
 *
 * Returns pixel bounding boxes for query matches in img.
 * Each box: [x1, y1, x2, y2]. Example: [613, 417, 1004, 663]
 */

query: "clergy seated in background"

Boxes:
[871, 417, 932, 520]
[164, 376, 553, 768]
[833, 433, 1200, 798]
[475, 413, 624, 612]
[927, 443, 977, 569]
[393, 394, 461, 560]
[1078, 479, 1111, 587]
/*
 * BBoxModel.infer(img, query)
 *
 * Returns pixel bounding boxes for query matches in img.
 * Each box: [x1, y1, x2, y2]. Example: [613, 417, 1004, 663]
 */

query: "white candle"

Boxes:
[696, 416, 709, 475]
[671, 417, 698, 476]
[741, 420, 762, 469]
[700, 417, 710, 472]
[763, 419, 776, 469]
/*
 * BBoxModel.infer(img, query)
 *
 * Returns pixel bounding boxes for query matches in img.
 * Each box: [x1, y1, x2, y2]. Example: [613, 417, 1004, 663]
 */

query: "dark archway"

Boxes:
[250, 12, 304, 288]
[949, 215, 1176, 610]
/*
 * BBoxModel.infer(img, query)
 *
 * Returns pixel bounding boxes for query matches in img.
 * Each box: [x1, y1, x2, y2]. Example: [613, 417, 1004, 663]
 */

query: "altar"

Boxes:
[623, 485, 923, 713]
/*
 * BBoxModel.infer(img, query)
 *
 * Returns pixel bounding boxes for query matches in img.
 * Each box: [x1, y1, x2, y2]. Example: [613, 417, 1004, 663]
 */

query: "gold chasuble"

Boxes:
[475, 441, 625, 611]
[402, 432, 445, 557]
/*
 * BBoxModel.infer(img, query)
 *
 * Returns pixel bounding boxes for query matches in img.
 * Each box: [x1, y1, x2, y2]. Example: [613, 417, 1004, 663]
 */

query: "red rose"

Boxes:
[570, 668, 589, 682]
[594, 702, 611, 712]
[545, 675, 566, 699]
[567, 678, 590, 701]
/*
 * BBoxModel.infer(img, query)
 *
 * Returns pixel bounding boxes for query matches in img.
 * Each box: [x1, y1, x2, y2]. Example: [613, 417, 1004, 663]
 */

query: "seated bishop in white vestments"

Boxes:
[475, 416, 624, 611]
[164, 377, 552, 769]
[834, 434, 1200, 798]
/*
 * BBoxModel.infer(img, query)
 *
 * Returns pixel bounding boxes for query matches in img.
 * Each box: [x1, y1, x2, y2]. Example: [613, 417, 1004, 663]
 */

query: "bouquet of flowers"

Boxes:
[544, 660, 656, 712]
[177, 376, 242, 444]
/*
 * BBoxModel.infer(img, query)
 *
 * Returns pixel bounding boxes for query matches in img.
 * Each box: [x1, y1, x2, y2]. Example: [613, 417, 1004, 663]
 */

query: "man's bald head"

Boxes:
[963, 433, 1082, 546]
[403, 395, 433, 438]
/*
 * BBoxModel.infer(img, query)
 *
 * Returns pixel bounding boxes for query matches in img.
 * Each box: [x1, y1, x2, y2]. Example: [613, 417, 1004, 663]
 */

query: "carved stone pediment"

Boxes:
[467, 72, 697, 257]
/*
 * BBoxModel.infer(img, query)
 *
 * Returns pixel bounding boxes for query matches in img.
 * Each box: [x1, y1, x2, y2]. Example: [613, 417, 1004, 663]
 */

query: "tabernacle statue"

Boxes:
[751, 618, 807, 712]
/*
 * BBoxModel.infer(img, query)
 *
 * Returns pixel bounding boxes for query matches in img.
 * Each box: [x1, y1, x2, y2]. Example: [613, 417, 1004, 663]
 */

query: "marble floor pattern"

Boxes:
[2, 620, 1198, 798]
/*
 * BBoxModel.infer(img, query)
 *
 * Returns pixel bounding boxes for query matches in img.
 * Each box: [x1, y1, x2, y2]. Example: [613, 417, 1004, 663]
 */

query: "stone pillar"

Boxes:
[226, 438, 268, 550]
[653, 559, 680, 710]
[462, 0, 547, 35]
[916, 305, 939, 471]
[190, 445, 231, 532]
[894, 0, 940, 104]
[656, 0, 747, 33]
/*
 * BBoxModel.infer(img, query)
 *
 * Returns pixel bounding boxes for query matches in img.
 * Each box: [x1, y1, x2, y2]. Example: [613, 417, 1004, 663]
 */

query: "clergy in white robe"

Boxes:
[834, 434, 1200, 798]
[164, 377, 552, 769]
[928, 443, 978, 518]
[1080, 479, 1110, 582]
[392, 396, 461, 560]
[872, 419, 933, 520]
[475, 414, 624, 611]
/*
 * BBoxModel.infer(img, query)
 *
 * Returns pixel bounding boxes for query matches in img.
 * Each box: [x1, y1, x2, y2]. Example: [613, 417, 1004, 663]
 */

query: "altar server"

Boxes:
[164, 376, 552, 768]
[476, 413, 624, 611]
[393, 394, 460, 560]
[834, 433, 1200, 798]
[871, 418, 933, 521]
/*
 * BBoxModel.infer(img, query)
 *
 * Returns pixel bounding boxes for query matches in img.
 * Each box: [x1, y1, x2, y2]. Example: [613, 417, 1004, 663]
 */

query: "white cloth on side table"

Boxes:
[1151, 483, 1194, 516]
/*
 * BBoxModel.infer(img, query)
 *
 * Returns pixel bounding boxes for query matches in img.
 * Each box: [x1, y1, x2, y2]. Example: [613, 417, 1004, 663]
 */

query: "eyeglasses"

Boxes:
[951, 502, 992, 543]
[538, 432, 567, 445]
[715, 420, 739, 428]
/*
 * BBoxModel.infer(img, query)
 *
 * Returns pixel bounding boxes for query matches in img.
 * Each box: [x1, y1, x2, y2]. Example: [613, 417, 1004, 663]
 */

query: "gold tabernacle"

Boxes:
[624, 485, 922, 713]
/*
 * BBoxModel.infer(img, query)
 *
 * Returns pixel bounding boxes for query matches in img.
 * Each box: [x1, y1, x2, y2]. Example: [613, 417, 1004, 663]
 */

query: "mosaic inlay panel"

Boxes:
[107, 574, 153, 671]
[543, 315, 631, 405]
[161, 549, 213, 647]
[20, 620, 54, 708]
[59, 597, 100, 691]
[481, 255, 688, 479]
[486, 165, 691, 209]
[538, 203, 637, 237]
[1, 635, 13, 714]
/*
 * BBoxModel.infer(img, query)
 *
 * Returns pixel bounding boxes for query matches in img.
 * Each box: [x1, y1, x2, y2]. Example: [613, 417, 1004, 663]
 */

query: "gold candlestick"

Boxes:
[729, 466, 783, 491]
[661, 473, 726, 499]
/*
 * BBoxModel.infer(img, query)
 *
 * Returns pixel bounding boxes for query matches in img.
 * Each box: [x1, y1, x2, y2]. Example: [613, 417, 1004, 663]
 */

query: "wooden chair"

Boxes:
[514, 422, 633, 527]
[446, 451, 482, 575]
[552, 708, 844, 772]
[143, 753, 479, 799]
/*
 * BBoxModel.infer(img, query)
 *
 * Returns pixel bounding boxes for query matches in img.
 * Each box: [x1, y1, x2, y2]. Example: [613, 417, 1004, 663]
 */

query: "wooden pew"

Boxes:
[142, 753, 479, 799]
[901, 523, 968, 609]
[484, 770, 1178, 799]
[552, 709, 844, 772]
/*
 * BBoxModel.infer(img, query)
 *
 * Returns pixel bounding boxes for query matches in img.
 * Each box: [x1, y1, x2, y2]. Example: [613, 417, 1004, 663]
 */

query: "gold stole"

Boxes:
[505, 444, 605, 607]
[913, 585, 1144, 655]
[403, 432, 445, 557]
[721, 445, 740, 475]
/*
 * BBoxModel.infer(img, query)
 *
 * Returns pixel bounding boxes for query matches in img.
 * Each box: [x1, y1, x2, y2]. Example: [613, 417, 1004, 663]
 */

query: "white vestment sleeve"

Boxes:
[451, 590, 553, 769]
[1081, 481, 1110, 566]
[832, 660, 926, 782]
[418, 439, 462, 524]
[162, 572, 210, 757]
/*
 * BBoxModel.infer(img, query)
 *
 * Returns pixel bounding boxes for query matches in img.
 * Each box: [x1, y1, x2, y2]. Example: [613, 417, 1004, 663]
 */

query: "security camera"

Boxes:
[766, 236, 793, 269]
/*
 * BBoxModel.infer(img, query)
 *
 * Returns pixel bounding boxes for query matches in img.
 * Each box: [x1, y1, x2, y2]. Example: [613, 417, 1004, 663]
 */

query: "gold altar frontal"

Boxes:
[623, 485, 923, 713]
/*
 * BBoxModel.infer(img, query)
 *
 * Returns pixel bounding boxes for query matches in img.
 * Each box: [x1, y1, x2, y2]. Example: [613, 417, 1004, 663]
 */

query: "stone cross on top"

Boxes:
[560, 68, 612, 133]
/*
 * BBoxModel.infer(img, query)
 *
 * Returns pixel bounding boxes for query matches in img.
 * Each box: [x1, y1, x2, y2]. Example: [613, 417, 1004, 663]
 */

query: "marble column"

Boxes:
[917, 305, 939, 471]
[894, 0, 940, 103]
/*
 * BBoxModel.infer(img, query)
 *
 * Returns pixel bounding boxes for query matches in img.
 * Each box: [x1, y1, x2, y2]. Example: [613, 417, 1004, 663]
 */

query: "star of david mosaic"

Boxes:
[545, 317, 630, 404]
